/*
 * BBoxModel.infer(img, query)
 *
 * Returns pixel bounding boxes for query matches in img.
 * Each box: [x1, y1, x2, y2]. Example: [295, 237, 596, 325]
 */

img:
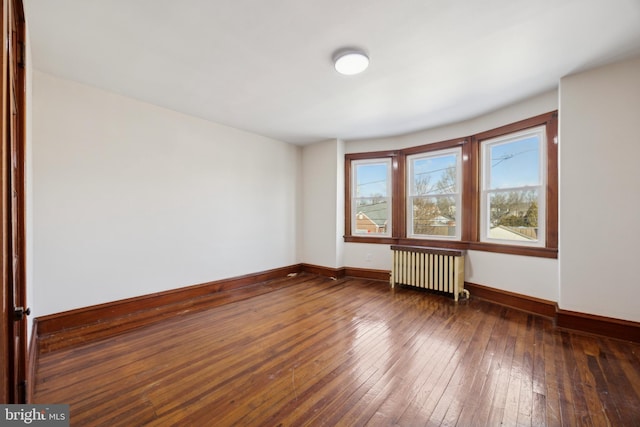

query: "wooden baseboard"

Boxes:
[340, 269, 639, 343]
[557, 309, 640, 343]
[464, 282, 558, 319]
[27, 319, 38, 403]
[463, 282, 640, 343]
[35, 264, 304, 352]
[31, 264, 640, 361]
[300, 263, 345, 279]
[299, 264, 389, 282]
[343, 267, 390, 282]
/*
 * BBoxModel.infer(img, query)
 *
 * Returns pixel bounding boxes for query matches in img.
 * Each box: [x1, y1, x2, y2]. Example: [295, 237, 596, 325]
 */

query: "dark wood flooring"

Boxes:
[33, 274, 640, 426]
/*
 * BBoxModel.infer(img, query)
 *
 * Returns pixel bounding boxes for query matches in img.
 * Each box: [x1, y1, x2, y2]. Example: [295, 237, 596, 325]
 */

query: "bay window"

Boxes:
[344, 111, 558, 258]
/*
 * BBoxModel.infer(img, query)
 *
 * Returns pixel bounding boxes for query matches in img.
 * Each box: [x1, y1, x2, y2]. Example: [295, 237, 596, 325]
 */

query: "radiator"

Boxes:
[390, 245, 468, 301]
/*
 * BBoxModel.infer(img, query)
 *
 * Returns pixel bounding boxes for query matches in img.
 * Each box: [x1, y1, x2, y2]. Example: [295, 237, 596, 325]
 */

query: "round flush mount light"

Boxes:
[333, 48, 369, 75]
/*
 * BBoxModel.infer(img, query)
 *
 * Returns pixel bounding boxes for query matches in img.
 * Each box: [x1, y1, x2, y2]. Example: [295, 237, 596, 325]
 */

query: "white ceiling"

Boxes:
[24, 0, 640, 145]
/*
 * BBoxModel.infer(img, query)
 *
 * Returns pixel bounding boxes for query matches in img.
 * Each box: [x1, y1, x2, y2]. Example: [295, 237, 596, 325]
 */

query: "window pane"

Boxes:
[354, 198, 389, 234]
[356, 162, 388, 197]
[411, 196, 456, 237]
[407, 148, 461, 240]
[487, 189, 539, 242]
[489, 136, 540, 189]
[352, 159, 391, 236]
[412, 154, 457, 195]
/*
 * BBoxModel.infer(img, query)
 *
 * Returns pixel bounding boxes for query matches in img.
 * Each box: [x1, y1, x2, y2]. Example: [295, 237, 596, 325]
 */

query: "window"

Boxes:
[344, 111, 558, 258]
[480, 126, 546, 246]
[351, 158, 392, 236]
[407, 148, 462, 240]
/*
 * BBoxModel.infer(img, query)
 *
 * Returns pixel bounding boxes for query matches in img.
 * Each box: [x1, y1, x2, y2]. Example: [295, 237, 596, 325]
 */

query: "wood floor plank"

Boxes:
[391, 299, 489, 425]
[32, 274, 640, 426]
[531, 316, 548, 426]
[499, 311, 527, 426]
[484, 310, 521, 425]
[454, 305, 512, 425]
[292, 290, 445, 426]
[428, 305, 501, 425]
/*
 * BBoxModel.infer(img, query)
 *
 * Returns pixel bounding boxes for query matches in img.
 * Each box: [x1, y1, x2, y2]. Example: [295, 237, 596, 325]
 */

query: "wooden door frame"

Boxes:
[1, 0, 26, 404]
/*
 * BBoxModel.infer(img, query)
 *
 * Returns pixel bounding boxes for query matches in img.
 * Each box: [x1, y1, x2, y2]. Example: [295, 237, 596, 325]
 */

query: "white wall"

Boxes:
[32, 71, 301, 316]
[300, 139, 345, 268]
[559, 56, 640, 322]
[346, 90, 558, 153]
[31, 57, 640, 323]
[342, 90, 560, 301]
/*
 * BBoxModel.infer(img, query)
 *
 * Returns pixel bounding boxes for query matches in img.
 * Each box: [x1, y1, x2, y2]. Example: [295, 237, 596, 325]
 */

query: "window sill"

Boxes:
[344, 236, 558, 259]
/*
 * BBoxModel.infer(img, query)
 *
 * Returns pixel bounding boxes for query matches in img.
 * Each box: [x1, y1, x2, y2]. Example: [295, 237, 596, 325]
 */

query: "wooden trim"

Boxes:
[344, 155, 352, 238]
[344, 267, 640, 343]
[467, 242, 558, 259]
[344, 151, 399, 239]
[30, 266, 640, 359]
[402, 137, 466, 155]
[394, 238, 467, 251]
[473, 111, 556, 141]
[345, 150, 399, 161]
[462, 137, 475, 242]
[343, 267, 390, 282]
[344, 236, 398, 244]
[393, 151, 405, 239]
[299, 264, 390, 282]
[0, 0, 10, 404]
[464, 282, 557, 319]
[36, 265, 303, 337]
[545, 112, 559, 249]
[471, 111, 558, 253]
[557, 309, 640, 343]
[300, 263, 345, 279]
[465, 282, 640, 343]
[14, 1, 27, 404]
[1, 0, 27, 403]
[345, 237, 559, 259]
[35, 265, 395, 353]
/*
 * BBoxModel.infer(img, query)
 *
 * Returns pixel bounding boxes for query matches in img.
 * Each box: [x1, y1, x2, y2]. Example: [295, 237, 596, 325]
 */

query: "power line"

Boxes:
[492, 149, 536, 167]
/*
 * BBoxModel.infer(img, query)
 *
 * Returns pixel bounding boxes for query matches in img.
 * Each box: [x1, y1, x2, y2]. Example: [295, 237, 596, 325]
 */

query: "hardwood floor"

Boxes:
[33, 274, 640, 426]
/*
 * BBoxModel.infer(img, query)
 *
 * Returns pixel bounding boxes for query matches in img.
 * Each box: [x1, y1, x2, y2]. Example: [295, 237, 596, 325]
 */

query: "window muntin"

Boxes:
[481, 126, 546, 246]
[352, 158, 392, 236]
[407, 148, 462, 240]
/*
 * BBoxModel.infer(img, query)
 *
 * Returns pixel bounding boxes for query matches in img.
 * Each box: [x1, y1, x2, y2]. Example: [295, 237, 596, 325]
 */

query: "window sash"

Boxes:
[480, 126, 546, 247]
[407, 148, 461, 240]
[351, 158, 392, 237]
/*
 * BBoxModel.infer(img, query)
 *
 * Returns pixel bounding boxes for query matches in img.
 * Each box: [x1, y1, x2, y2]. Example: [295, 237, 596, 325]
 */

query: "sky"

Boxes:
[411, 153, 457, 195]
[488, 135, 541, 189]
[356, 161, 389, 197]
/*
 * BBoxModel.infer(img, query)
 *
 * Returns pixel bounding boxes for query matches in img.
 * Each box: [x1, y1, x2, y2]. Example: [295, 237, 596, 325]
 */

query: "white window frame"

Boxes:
[480, 125, 547, 247]
[407, 147, 462, 240]
[351, 158, 392, 237]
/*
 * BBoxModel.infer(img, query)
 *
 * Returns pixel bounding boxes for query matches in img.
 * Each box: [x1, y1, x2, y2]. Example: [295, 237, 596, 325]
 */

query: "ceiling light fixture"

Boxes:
[333, 48, 369, 75]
